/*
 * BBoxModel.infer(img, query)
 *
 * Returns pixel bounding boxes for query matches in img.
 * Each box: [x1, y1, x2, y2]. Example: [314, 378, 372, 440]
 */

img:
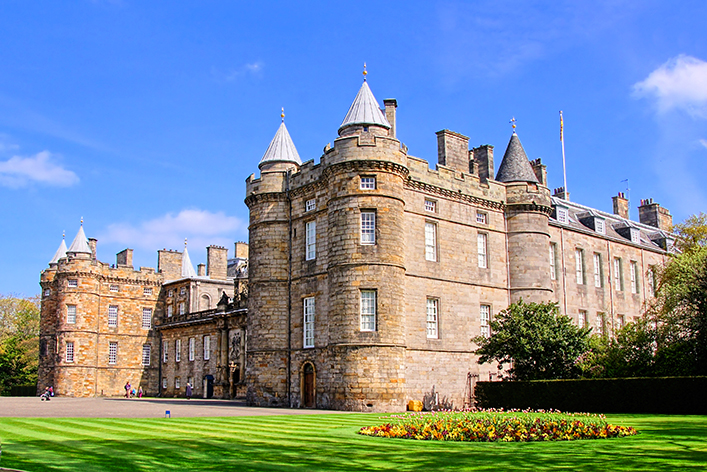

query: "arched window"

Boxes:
[200, 294, 211, 310]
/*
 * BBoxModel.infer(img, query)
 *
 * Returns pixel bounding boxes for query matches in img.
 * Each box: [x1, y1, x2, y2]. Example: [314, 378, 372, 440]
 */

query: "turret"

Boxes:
[497, 130, 553, 303]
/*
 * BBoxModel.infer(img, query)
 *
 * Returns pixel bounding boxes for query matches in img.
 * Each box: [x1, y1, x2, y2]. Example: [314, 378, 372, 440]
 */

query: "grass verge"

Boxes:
[0, 413, 705, 471]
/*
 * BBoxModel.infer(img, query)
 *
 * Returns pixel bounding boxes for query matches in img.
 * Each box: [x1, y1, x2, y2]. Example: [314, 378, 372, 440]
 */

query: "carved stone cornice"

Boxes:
[289, 179, 325, 198]
[322, 160, 409, 182]
[245, 192, 287, 208]
[405, 178, 505, 211]
[505, 202, 553, 216]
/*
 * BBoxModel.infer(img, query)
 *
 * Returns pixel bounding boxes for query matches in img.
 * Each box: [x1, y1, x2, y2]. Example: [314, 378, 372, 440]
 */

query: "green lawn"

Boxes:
[0, 413, 705, 471]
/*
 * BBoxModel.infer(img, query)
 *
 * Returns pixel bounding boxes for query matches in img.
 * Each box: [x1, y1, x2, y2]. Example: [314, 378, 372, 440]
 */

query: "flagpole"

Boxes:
[560, 111, 568, 200]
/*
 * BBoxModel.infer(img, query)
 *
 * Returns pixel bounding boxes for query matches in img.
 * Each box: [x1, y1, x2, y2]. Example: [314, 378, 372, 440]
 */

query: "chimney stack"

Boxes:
[197, 263, 206, 277]
[207, 245, 228, 280]
[116, 249, 133, 267]
[638, 198, 672, 231]
[553, 187, 570, 201]
[436, 130, 471, 174]
[88, 238, 98, 260]
[384, 99, 397, 139]
[530, 158, 547, 186]
[235, 242, 249, 259]
[612, 192, 629, 220]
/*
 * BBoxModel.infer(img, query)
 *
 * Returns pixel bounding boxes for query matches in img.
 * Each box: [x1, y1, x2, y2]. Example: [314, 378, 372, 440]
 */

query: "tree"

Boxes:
[473, 300, 592, 381]
[0, 295, 40, 394]
[673, 212, 707, 252]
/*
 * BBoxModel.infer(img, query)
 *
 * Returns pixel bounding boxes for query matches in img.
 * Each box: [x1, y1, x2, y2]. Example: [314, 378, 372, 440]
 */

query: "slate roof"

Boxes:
[496, 132, 539, 183]
[339, 81, 391, 133]
[259, 121, 302, 168]
[49, 238, 68, 264]
[181, 246, 197, 278]
[67, 225, 92, 254]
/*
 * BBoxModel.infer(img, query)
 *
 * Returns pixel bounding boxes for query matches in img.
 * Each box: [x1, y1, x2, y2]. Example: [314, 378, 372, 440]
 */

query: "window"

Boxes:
[575, 249, 585, 285]
[204, 336, 210, 360]
[304, 297, 315, 348]
[144, 287, 153, 296]
[616, 315, 625, 330]
[648, 266, 657, 297]
[480, 305, 491, 338]
[614, 258, 623, 291]
[167, 304, 173, 317]
[109, 342, 117, 365]
[142, 344, 151, 366]
[360, 290, 376, 331]
[108, 305, 118, 328]
[175, 339, 181, 362]
[557, 208, 568, 224]
[593, 253, 603, 288]
[179, 302, 185, 315]
[180, 287, 186, 295]
[142, 308, 152, 329]
[188, 338, 195, 361]
[477, 233, 487, 268]
[162, 377, 168, 389]
[306, 198, 316, 212]
[630, 261, 639, 294]
[67, 305, 77, 324]
[595, 219, 605, 235]
[68, 279, 78, 288]
[360, 176, 376, 189]
[630, 228, 640, 244]
[175, 377, 181, 389]
[66, 342, 74, 363]
[424, 199, 436, 212]
[306, 221, 316, 260]
[163, 341, 168, 363]
[426, 298, 439, 339]
[578, 310, 587, 328]
[109, 284, 119, 292]
[550, 243, 558, 280]
[597, 313, 606, 336]
[361, 211, 376, 245]
[44, 288, 51, 297]
[425, 222, 437, 261]
[476, 212, 487, 224]
[168, 289, 174, 298]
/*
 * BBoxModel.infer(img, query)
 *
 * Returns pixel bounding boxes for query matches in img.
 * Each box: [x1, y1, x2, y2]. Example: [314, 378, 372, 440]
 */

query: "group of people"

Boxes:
[40, 386, 54, 401]
[123, 381, 143, 398]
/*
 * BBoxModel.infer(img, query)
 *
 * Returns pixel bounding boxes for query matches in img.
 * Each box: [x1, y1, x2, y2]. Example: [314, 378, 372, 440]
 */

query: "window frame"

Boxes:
[142, 344, 151, 366]
[424, 221, 437, 262]
[304, 297, 315, 348]
[593, 253, 603, 288]
[476, 212, 487, 224]
[108, 342, 118, 365]
[479, 304, 491, 338]
[630, 261, 639, 294]
[578, 310, 587, 328]
[178, 302, 185, 315]
[142, 308, 152, 329]
[424, 199, 436, 213]
[65, 341, 74, 363]
[109, 284, 119, 292]
[426, 298, 439, 339]
[203, 336, 210, 360]
[305, 198, 316, 212]
[549, 243, 558, 280]
[360, 290, 377, 332]
[67, 279, 78, 288]
[614, 257, 624, 291]
[360, 176, 376, 190]
[360, 211, 376, 245]
[175, 339, 181, 362]
[108, 305, 118, 328]
[188, 338, 195, 361]
[163, 340, 168, 363]
[557, 207, 569, 224]
[67, 304, 77, 324]
[575, 248, 585, 285]
[477, 233, 488, 269]
[305, 220, 317, 261]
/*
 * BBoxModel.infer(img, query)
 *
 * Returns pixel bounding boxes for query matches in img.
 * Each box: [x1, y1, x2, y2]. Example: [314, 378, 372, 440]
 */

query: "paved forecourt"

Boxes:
[0, 397, 347, 418]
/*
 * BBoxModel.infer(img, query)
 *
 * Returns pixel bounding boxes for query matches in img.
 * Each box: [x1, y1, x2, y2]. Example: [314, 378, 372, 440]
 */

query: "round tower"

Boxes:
[496, 131, 553, 304]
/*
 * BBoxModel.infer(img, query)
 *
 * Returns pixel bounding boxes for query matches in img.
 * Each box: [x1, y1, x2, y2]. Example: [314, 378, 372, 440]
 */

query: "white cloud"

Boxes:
[99, 209, 246, 252]
[633, 55, 707, 117]
[700, 139, 707, 150]
[0, 151, 79, 188]
[214, 62, 264, 82]
[0, 134, 20, 153]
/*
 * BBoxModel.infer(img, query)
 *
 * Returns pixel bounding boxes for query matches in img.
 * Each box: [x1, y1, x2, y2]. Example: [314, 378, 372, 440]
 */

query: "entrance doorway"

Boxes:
[302, 362, 315, 408]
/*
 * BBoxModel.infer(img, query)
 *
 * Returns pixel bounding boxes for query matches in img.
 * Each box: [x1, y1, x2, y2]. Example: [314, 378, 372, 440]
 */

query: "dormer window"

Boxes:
[630, 228, 640, 244]
[595, 219, 605, 235]
[557, 208, 569, 224]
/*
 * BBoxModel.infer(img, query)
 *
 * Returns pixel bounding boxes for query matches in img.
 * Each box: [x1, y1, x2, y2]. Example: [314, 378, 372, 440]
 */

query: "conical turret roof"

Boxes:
[339, 81, 391, 133]
[181, 244, 197, 278]
[49, 237, 68, 265]
[496, 132, 539, 183]
[67, 224, 92, 254]
[258, 121, 302, 169]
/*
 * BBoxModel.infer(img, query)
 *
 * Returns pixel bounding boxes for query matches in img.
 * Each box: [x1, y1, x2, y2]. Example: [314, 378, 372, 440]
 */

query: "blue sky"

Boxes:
[2, 1, 706, 297]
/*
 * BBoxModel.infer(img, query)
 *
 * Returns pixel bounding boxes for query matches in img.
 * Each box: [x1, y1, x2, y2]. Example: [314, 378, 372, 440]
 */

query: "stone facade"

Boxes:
[244, 79, 675, 412]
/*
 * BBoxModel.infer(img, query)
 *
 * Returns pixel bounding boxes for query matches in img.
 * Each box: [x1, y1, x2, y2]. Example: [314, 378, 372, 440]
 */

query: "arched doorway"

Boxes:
[302, 362, 315, 408]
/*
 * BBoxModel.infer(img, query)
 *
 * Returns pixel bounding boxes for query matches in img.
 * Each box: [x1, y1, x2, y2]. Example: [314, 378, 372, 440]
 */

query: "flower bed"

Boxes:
[358, 409, 637, 442]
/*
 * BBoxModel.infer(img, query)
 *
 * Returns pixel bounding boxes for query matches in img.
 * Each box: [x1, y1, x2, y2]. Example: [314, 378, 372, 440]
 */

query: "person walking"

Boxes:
[138, 386, 143, 398]
[124, 381, 131, 398]
[185, 382, 192, 400]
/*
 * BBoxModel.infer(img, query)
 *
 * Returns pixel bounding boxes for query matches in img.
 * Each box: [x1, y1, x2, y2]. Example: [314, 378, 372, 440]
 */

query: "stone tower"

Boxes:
[496, 131, 553, 303]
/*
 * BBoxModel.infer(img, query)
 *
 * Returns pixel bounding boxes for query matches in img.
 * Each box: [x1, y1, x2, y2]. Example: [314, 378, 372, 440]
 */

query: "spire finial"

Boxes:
[281, 107, 285, 122]
[509, 117, 517, 133]
[184, 238, 188, 248]
[80, 217, 84, 226]
[363, 62, 367, 81]
[62, 231, 65, 240]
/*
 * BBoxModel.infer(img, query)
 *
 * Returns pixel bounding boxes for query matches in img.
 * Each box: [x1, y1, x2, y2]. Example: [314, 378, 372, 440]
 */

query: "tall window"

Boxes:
[175, 339, 181, 362]
[304, 297, 315, 348]
[426, 298, 439, 339]
[360, 176, 376, 189]
[648, 266, 657, 297]
[630, 261, 639, 294]
[142, 308, 152, 329]
[360, 290, 376, 331]
[614, 258, 623, 291]
[593, 253, 603, 288]
[188, 338, 195, 361]
[108, 342, 117, 365]
[67, 305, 77, 324]
[162, 377, 168, 389]
[578, 310, 587, 328]
[424, 199, 436, 212]
[480, 305, 491, 337]
[597, 313, 606, 336]
[163, 341, 168, 363]
[616, 314, 625, 330]
[175, 377, 181, 389]
[179, 302, 185, 315]
[361, 211, 376, 245]
[549, 243, 558, 280]
[142, 344, 151, 366]
[575, 249, 585, 285]
[425, 222, 437, 261]
[477, 233, 487, 268]
[306, 221, 316, 260]
[66, 341, 74, 363]
[180, 286, 186, 295]
[108, 305, 118, 327]
[203, 336, 210, 360]
[167, 304, 173, 317]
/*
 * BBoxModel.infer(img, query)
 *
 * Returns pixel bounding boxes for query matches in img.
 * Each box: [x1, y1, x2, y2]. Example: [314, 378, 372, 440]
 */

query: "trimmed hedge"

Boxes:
[475, 376, 707, 415]
[8, 385, 38, 397]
